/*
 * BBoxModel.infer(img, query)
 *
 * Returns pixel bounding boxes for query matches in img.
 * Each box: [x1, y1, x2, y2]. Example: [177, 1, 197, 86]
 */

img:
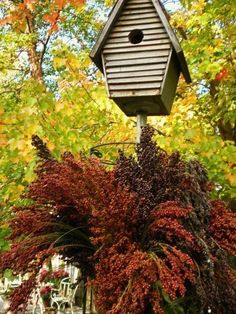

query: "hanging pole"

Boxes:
[136, 112, 147, 143]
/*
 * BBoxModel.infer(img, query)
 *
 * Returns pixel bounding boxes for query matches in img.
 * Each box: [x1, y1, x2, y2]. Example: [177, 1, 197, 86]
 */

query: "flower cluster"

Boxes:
[39, 268, 69, 283]
[0, 126, 235, 313]
[51, 269, 69, 279]
[40, 285, 52, 297]
[39, 269, 50, 283]
[209, 200, 236, 256]
[92, 238, 159, 314]
[39, 284, 53, 302]
[112, 126, 236, 313]
[157, 247, 195, 299]
[149, 201, 195, 247]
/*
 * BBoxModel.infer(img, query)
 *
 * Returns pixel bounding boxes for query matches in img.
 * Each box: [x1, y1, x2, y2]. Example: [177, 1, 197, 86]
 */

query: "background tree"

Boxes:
[0, 0, 135, 212]
[153, 0, 236, 207]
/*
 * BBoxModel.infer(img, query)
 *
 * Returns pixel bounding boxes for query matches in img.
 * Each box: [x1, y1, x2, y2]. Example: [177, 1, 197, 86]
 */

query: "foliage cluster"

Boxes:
[0, 127, 235, 314]
[39, 285, 53, 301]
[0, 0, 134, 217]
[157, 0, 236, 203]
[39, 268, 69, 282]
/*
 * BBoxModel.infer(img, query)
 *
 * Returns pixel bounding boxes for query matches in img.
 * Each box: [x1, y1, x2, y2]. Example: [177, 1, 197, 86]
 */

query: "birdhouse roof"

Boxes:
[90, 0, 191, 83]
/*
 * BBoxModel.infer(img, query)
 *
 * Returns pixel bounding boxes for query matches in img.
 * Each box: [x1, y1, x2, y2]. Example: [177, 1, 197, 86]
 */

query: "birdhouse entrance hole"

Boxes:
[128, 29, 144, 44]
[90, 0, 192, 117]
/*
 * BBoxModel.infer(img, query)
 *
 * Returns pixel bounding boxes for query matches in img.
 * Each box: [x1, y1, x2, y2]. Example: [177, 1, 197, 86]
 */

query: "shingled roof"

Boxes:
[90, 0, 191, 83]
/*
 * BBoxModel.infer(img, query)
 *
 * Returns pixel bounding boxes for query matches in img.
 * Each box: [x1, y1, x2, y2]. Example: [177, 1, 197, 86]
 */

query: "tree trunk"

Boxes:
[25, 14, 43, 82]
[28, 44, 43, 82]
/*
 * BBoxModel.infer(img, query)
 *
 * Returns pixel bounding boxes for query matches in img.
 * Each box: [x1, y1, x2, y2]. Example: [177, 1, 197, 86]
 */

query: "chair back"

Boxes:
[59, 278, 78, 302]
[59, 277, 71, 298]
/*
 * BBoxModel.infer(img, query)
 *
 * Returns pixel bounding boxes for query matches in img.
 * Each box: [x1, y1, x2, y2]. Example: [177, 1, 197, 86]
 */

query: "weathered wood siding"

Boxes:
[102, 0, 171, 98]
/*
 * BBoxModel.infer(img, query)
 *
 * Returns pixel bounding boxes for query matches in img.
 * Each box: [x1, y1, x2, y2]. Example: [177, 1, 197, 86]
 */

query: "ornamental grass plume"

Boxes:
[113, 126, 236, 313]
[0, 126, 235, 313]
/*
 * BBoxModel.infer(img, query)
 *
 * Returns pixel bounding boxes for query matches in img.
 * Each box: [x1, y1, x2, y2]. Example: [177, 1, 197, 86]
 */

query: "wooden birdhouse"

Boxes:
[90, 0, 191, 117]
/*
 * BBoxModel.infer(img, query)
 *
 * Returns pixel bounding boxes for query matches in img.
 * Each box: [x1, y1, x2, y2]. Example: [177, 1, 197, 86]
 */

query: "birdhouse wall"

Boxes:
[102, 0, 172, 99]
[160, 50, 181, 114]
[106, 49, 180, 116]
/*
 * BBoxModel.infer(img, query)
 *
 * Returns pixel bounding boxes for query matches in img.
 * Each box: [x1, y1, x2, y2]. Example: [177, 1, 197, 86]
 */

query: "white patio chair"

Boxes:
[51, 278, 78, 314]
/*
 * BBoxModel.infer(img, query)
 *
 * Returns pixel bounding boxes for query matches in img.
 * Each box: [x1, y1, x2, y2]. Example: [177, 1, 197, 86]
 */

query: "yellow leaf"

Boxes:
[16, 139, 26, 150]
[53, 57, 67, 69]
[225, 173, 236, 186]
[55, 101, 65, 112]
[48, 142, 55, 150]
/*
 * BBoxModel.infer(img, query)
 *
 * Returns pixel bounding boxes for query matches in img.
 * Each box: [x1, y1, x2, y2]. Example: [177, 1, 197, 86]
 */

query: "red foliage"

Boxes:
[43, 12, 60, 26]
[158, 247, 195, 299]
[149, 201, 195, 247]
[0, 0, 85, 32]
[9, 274, 37, 313]
[209, 200, 236, 256]
[0, 127, 235, 313]
[215, 68, 228, 81]
[42, 0, 85, 33]
[93, 239, 159, 314]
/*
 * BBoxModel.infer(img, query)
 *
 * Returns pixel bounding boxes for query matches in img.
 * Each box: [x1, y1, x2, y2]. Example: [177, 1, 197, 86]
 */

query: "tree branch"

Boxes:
[40, 34, 51, 67]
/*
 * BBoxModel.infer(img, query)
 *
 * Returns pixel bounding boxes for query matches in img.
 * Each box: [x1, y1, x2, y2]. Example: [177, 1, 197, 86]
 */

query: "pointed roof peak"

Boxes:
[90, 0, 191, 83]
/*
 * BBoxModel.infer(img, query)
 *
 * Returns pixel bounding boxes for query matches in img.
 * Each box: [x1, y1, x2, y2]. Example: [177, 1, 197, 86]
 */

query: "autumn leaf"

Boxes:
[43, 12, 60, 25]
[68, 0, 85, 7]
[23, 0, 36, 11]
[55, 0, 67, 10]
[225, 173, 236, 186]
[0, 18, 9, 26]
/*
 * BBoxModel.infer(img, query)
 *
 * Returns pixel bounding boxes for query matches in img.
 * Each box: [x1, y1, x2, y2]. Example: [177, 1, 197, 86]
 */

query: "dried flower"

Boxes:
[0, 126, 235, 313]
